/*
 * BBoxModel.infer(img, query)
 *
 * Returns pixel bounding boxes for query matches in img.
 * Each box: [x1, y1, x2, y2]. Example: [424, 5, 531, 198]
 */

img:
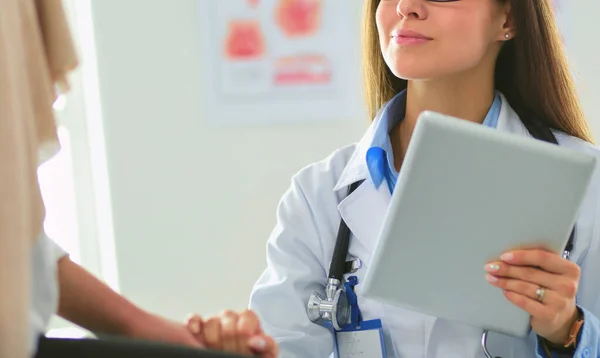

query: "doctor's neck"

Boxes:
[390, 73, 496, 171]
[402, 72, 496, 135]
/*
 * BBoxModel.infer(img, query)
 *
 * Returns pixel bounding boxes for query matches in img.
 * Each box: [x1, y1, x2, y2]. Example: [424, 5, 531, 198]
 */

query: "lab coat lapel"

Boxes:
[337, 176, 391, 267]
[333, 107, 392, 265]
[495, 93, 532, 138]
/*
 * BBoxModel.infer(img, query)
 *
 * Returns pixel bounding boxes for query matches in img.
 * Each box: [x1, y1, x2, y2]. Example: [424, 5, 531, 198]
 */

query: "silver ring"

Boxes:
[536, 286, 546, 303]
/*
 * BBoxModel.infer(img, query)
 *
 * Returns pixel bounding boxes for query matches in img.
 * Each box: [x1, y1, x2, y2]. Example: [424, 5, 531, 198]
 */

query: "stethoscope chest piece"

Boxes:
[307, 279, 351, 331]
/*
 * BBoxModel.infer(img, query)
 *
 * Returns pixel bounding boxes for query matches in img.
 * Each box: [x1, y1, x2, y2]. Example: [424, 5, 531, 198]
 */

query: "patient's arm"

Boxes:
[56, 256, 202, 348]
[56, 256, 279, 356]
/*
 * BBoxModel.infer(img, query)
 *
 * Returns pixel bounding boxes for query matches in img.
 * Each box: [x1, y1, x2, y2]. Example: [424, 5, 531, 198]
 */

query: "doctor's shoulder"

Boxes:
[553, 130, 600, 181]
[292, 143, 357, 196]
[554, 131, 600, 156]
[276, 143, 359, 239]
[553, 130, 600, 250]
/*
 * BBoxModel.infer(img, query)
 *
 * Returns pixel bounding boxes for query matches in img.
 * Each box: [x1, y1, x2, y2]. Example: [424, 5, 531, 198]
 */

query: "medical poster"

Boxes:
[199, 0, 364, 124]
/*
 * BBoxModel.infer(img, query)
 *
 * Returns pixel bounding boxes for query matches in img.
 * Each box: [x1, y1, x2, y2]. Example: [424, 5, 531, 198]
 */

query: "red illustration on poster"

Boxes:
[275, 0, 322, 38]
[224, 20, 266, 60]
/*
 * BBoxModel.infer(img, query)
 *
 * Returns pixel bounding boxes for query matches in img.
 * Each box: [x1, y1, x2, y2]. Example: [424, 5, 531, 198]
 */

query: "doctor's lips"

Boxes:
[391, 29, 433, 46]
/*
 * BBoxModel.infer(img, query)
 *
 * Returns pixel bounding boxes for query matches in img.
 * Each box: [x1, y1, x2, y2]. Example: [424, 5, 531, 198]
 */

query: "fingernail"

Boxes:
[485, 263, 500, 272]
[189, 321, 200, 334]
[221, 316, 234, 325]
[500, 252, 514, 262]
[249, 337, 267, 351]
[486, 274, 498, 283]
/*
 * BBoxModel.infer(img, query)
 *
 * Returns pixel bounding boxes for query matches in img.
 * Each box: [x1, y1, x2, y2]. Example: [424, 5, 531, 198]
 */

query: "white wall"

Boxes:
[89, 0, 600, 322]
[567, 1, 600, 140]
[89, 0, 366, 320]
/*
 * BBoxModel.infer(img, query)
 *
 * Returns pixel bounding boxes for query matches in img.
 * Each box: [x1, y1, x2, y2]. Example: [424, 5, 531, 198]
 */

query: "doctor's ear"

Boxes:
[498, 1, 516, 41]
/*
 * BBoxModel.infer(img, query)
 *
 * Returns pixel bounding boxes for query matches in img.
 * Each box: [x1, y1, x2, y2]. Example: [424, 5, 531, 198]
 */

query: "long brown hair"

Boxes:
[362, 0, 594, 143]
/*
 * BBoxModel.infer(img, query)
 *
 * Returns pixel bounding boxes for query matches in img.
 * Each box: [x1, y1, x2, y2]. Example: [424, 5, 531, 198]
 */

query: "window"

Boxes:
[38, 126, 81, 263]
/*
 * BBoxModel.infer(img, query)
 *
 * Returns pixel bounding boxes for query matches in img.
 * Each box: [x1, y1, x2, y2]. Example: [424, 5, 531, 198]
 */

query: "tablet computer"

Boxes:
[360, 111, 597, 337]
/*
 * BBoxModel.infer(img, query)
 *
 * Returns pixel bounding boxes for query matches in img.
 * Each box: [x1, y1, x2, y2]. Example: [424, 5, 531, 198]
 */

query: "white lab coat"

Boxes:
[249, 95, 600, 358]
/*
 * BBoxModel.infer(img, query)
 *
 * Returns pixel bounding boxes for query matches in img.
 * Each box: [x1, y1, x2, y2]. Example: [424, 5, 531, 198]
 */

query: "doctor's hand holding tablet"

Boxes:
[485, 247, 582, 346]
[248, 0, 600, 357]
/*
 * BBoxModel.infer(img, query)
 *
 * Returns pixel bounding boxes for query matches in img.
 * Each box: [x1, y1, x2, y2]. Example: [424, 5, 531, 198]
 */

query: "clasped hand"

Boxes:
[186, 309, 278, 358]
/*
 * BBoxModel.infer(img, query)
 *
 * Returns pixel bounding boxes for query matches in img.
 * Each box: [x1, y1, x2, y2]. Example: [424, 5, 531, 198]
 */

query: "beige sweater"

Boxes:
[0, 0, 77, 357]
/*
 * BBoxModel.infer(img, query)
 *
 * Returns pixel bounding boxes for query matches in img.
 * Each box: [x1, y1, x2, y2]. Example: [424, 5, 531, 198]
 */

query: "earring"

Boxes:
[505, 33, 510, 39]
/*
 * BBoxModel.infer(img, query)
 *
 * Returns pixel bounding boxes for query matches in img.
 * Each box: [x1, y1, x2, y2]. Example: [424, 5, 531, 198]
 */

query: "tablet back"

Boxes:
[360, 111, 597, 337]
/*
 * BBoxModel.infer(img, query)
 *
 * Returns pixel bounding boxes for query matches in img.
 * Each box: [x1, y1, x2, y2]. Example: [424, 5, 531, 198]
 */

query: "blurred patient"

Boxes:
[32, 232, 278, 358]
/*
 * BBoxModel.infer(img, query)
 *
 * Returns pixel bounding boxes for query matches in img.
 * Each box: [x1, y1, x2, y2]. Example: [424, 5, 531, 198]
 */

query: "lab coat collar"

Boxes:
[332, 110, 383, 192]
[495, 92, 531, 139]
[333, 92, 531, 192]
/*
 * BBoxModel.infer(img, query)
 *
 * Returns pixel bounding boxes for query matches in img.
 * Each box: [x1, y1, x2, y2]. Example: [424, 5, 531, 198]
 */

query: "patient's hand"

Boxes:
[187, 310, 278, 358]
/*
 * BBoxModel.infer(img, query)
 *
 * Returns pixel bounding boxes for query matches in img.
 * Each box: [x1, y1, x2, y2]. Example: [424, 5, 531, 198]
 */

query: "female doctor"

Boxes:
[249, 0, 600, 357]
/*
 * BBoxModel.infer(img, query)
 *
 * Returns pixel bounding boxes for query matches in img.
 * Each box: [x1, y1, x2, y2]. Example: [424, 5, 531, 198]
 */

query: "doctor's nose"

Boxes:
[397, 0, 427, 20]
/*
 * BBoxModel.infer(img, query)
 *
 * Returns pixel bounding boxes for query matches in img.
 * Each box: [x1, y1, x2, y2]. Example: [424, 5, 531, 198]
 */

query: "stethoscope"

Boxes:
[307, 180, 364, 331]
[306, 117, 577, 357]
